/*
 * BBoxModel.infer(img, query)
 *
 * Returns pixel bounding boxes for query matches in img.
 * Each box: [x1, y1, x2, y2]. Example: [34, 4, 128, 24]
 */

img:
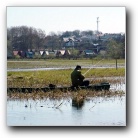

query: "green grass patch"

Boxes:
[83, 68, 125, 77]
[7, 68, 125, 88]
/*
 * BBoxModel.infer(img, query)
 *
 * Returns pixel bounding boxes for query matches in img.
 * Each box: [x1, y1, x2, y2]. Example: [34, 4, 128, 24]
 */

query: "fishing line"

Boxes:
[83, 58, 104, 76]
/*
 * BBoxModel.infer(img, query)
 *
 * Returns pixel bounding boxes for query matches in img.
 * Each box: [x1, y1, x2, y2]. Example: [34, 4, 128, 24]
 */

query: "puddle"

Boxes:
[111, 83, 125, 91]
[7, 67, 66, 72]
[7, 66, 124, 72]
[7, 96, 126, 126]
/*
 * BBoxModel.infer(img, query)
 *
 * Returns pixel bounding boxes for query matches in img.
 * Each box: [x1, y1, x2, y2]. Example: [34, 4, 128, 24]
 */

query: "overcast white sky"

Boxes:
[7, 7, 125, 34]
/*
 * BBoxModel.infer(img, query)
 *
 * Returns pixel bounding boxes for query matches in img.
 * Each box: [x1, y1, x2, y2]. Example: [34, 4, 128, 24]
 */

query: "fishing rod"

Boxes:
[83, 58, 104, 76]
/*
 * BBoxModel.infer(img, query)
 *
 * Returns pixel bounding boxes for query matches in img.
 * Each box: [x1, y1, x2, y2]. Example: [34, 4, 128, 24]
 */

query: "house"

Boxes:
[63, 36, 81, 47]
[64, 38, 75, 47]
[84, 50, 95, 55]
[56, 50, 71, 57]
[64, 50, 71, 56]
[40, 50, 44, 56]
[21, 51, 27, 58]
[13, 51, 19, 56]
[41, 50, 49, 57]
[37, 50, 49, 57]
[26, 51, 34, 58]
[7, 50, 13, 59]
[13, 50, 22, 58]
[12, 50, 27, 58]
[45, 50, 49, 55]
[56, 50, 65, 56]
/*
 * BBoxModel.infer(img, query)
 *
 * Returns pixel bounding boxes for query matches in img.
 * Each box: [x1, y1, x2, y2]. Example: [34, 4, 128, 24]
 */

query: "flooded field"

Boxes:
[7, 81, 126, 126]
[7, 61, 126, 126]
[7, 95, 126, 126]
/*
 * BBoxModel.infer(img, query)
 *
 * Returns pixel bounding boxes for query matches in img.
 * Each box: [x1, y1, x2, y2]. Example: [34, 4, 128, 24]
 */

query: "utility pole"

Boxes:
[97, 17, 99, 34]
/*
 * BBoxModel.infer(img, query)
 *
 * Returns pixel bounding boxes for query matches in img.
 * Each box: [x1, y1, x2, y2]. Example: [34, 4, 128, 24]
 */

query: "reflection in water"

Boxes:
[72, 97, 84, 109]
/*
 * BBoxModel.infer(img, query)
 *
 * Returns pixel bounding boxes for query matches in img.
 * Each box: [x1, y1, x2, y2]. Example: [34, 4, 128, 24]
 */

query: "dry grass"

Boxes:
[7, 88, 125, 101]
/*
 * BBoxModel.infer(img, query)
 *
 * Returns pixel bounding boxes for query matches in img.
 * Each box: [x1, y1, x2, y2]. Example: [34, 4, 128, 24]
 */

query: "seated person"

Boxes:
[71, 65, 89, 88]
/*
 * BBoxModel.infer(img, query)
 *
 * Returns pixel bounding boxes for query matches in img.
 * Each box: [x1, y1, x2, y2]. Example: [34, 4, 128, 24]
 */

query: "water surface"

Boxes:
[7, 96, 126, 126]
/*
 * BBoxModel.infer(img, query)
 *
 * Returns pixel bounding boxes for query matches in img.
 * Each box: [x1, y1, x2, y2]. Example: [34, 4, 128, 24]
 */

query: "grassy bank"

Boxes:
[7, 68, 125, 88]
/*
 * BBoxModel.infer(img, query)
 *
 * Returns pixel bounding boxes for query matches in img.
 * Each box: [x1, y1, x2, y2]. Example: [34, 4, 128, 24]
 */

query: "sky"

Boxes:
[7, 7, 125, 35]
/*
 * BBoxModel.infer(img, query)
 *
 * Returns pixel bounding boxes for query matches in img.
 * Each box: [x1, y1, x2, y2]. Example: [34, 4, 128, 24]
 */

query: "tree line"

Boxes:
[7, 26, 125, 59]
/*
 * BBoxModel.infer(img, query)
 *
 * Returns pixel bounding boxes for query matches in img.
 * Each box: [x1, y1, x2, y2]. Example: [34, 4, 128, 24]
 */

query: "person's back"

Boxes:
[71, 65, 85, 87]
[71, 69, 84, 87]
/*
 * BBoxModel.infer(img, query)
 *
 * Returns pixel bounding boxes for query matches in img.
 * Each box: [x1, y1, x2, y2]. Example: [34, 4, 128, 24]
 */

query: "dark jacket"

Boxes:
[71, 69, 85, 87]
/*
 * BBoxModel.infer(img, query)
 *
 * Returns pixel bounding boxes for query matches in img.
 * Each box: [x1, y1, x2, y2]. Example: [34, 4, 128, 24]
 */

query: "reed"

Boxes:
[7, 88, 125, 100]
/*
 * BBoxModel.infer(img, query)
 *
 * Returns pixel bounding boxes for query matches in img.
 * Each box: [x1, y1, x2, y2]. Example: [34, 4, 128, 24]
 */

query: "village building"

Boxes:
[20, 51, 26, 58]
[63, 36, 81, 47]
[84, 50, 95, 55]
[13, 51, 19, 56]
[40, 50, 44, 56]
[56, 50, 71, 57]
[7, 50, 13, 59]
[26, 51, 34, 58]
